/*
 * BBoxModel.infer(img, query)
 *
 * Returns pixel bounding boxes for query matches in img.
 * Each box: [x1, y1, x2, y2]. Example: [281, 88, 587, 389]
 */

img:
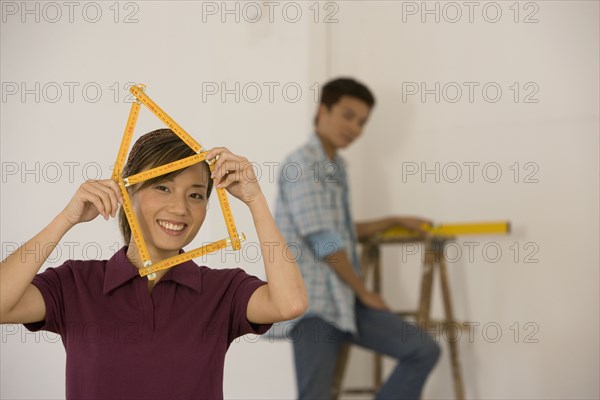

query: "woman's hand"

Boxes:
[59, 179, 123, 227]
[206, 147, 263, 204]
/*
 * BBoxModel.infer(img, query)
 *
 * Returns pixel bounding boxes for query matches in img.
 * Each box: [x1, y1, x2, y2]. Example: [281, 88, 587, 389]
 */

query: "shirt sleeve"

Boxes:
[23, 262, 74, 336]
[306, 230, 345, 261]
[228, 269, 272, 342]
[279, 158, 337, 238]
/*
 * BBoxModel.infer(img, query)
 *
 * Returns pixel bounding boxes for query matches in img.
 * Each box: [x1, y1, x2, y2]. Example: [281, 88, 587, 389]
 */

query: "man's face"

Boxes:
[316, 95, 371, 151]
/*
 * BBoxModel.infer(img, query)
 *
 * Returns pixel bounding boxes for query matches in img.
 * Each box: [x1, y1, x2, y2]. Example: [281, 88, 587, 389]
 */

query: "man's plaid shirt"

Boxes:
[274, 134, 361, 333]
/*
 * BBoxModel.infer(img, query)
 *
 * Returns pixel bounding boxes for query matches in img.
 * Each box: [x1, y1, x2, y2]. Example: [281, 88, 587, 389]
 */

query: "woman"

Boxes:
[0, 128, 308, 399]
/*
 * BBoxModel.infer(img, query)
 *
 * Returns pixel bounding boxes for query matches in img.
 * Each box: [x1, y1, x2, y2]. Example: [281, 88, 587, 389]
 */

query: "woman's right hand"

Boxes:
[59, 179, 123, 227]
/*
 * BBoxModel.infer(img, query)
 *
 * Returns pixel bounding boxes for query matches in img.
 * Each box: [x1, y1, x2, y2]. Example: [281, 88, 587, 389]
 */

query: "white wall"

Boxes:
[1, 1, 598, 399]
[332, 2, 599, 400]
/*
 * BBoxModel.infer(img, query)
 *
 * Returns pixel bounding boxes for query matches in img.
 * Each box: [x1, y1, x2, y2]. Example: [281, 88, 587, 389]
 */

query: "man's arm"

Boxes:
[323, 249, 389, 311]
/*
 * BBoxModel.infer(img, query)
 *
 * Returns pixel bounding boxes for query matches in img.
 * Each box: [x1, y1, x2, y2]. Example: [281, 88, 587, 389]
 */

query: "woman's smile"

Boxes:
[156, 219, 188, 235]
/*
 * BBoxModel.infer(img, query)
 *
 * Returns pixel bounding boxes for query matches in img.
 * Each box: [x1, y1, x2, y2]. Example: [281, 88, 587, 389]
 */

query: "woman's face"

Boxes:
[130, 163, 209, 259]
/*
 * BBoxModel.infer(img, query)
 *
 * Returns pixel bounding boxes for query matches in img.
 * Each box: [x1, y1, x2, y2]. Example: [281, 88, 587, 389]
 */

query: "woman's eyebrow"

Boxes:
[158, 177, 206, 188]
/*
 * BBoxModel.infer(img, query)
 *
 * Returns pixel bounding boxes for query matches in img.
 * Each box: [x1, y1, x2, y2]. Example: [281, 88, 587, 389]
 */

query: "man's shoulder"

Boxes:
[282, 138, 321, 166]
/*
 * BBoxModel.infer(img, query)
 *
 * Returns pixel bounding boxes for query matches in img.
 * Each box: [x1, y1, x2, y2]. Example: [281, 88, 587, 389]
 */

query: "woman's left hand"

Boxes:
[206, 147, 263, 204]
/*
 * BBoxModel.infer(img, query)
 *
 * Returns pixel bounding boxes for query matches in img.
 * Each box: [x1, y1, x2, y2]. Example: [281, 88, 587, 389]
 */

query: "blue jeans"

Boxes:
[292, 301, 441, 400]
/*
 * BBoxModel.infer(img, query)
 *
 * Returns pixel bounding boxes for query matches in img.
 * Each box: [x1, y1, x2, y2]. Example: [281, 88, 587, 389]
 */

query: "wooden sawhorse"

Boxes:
[332, 235, 465, 400]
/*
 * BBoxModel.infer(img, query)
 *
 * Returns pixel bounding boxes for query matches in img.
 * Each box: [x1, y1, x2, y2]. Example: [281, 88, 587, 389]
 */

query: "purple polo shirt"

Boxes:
[24, 246, 271, 399]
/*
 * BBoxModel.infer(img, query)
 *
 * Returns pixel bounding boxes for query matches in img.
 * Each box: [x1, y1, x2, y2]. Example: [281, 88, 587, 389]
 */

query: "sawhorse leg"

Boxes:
[358, 242, 384, 391]
[334, 239, 466, 399]
[418, 239, 465, 400]
[439, 250, 465, 399]
[417, 240, 436, 326]
[333, 242, 382, 399]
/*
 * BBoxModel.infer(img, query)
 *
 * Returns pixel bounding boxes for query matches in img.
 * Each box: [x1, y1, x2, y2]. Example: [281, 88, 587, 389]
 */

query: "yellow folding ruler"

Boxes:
[378, 221, 510, 240]
[113, 84, 243, 280]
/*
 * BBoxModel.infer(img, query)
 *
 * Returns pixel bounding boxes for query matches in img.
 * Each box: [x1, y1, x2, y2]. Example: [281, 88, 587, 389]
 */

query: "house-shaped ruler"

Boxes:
[112, 84, 243, 280]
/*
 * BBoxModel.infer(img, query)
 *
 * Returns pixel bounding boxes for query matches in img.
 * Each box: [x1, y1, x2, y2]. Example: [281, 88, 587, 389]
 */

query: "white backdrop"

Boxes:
[1, 1, 598, 399]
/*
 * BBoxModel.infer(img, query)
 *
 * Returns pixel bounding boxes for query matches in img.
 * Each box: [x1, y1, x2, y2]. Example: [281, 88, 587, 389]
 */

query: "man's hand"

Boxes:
[358, 291, 390, 311]
[356, 216, 433, 241]
[394, 216, 433, 236]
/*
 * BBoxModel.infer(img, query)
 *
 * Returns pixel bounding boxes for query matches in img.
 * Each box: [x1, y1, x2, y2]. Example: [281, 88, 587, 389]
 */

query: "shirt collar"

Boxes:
[308, 133, 346, 167]
[103, 247, 202, 294]
[161, 257, 202, 293]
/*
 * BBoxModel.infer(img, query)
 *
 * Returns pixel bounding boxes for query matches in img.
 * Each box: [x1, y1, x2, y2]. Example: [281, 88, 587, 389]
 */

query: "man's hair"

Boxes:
[118, 128, 213, 244]
[315, 77, 376, 125]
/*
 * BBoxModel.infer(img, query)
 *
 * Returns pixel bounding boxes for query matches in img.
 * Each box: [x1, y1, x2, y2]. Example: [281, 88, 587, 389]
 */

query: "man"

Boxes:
[275, 77, 441, 399]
